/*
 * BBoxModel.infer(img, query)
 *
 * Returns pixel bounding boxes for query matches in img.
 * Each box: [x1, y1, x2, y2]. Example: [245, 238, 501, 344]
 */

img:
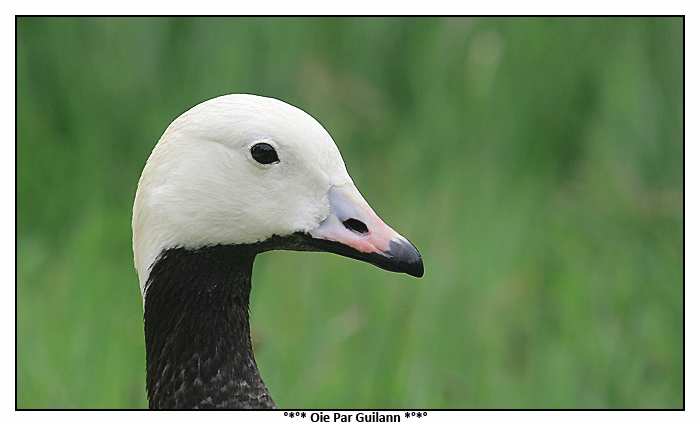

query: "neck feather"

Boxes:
[143, 244, 275, 409]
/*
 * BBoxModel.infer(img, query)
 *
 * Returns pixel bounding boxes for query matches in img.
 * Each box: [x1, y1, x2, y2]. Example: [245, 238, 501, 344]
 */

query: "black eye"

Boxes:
[250, 143, 279, 165]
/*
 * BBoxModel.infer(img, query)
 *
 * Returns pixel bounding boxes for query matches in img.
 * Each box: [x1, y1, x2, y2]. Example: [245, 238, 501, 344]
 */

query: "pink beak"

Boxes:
[308, 185, 423, 278]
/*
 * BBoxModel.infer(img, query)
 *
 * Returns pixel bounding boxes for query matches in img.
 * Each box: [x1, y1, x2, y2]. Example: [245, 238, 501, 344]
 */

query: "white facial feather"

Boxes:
[133, 94, 354, 294]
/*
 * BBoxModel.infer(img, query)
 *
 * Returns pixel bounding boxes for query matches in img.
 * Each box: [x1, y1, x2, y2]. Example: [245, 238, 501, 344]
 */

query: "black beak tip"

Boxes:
[388, 238, 424, 278]
[407, 259, 424, 278]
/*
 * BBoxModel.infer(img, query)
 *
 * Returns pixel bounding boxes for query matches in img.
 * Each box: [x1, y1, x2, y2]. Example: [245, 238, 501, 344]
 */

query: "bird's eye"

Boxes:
[250, 143, 280, 165]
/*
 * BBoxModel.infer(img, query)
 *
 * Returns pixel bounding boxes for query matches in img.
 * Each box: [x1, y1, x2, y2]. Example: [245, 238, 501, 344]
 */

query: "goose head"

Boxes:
[133, 94, 423, 296]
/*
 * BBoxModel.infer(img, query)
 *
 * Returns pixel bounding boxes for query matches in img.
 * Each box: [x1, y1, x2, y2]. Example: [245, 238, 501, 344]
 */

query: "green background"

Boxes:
[17, 17, 683, 409]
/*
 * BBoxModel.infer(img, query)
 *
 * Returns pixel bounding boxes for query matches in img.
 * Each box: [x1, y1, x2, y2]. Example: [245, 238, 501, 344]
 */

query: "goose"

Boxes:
[132, 94, 423, 409]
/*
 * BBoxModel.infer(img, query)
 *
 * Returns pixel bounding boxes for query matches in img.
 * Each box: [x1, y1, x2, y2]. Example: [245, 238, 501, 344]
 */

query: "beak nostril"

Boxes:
[343, 218, 369, 235]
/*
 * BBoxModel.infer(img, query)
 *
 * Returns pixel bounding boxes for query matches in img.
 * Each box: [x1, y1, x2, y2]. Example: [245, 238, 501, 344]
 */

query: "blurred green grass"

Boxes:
[16, 17, 682, 409]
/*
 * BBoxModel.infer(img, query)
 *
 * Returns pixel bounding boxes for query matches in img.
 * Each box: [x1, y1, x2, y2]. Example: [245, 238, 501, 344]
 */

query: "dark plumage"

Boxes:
[145, 245, 271, 408]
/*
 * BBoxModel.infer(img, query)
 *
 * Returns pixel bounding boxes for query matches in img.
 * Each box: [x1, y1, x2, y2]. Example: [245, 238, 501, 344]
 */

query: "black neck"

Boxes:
[143, 245, 276, 409]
